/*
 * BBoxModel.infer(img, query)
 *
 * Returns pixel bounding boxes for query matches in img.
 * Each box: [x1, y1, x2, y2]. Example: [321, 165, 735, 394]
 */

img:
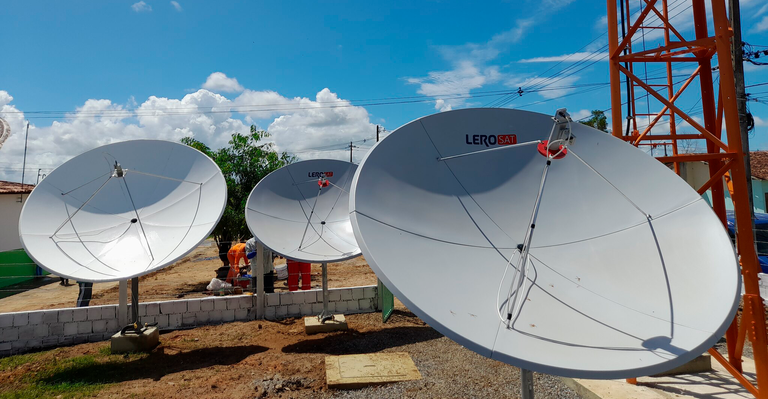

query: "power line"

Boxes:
[1, 84, 615, 119]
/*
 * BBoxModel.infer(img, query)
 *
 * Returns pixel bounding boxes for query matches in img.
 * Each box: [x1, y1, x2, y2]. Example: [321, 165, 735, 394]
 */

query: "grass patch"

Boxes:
[0, 346, 149, 399]
[0, 355, 105, 399]
[0, 353, 40, 372]
[97, 346, 112, 356]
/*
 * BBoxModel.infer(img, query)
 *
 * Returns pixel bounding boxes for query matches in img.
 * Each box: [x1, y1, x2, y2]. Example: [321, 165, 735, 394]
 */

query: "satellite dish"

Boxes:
[19, 140, 227, 282]
[245, 159, 360, 263]
[349, 108, 740, 378]
[0, 118, 10, 149]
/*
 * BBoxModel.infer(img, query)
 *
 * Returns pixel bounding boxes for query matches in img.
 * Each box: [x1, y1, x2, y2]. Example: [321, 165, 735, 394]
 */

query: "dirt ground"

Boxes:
[0, 240, 378, 312]
[0, 241, 582, 398]
[0, 308, 578, 399]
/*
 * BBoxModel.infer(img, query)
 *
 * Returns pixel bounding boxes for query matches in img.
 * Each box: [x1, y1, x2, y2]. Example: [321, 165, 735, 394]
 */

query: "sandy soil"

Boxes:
[0, 240, 378, 313]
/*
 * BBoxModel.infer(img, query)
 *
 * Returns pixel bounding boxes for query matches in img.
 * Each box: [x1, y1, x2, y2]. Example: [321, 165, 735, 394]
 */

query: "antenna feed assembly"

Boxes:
[538, 108, 575, 160]
[112, 161, 125, 178]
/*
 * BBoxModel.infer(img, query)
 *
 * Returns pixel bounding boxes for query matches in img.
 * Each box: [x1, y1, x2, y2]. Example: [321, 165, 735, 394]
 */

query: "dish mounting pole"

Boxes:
[131, 277, 139, 325]
[521, 369, 534, 399]
[319, 262, 332, 323]
[607, 0, 768, 395]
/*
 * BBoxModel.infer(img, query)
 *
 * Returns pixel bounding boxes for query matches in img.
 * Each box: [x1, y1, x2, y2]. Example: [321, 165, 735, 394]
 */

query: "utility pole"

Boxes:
[376, 125, 380, 142]
[19, 122, 29, 203]
[348, 141, 358, 163]
[729, 0, 755, 216]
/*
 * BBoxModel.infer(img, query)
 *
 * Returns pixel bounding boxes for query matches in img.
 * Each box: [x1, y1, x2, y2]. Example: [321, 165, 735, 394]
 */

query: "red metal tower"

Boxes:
[607, 0, 768, 396]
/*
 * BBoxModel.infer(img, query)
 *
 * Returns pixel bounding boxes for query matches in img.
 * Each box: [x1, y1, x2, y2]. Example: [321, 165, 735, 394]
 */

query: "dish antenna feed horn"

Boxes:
[112, 161, 125, 178]
[537, 108, 575, 160]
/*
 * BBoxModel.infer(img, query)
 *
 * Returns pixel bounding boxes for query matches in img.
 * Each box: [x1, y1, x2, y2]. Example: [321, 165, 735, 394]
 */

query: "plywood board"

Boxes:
[325, 352, 421, 389]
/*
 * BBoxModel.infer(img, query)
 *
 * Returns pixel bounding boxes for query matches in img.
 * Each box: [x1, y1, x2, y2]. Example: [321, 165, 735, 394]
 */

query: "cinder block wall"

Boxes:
[0, 285, 378, 357]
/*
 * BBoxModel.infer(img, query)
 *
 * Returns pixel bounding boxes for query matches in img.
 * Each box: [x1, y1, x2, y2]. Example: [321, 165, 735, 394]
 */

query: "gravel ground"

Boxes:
[324, 335, 579, 399]
[315, 311, 580, 399]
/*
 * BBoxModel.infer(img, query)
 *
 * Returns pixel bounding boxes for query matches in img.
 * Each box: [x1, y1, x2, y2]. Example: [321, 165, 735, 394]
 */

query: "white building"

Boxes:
[0, 181, 33, 253]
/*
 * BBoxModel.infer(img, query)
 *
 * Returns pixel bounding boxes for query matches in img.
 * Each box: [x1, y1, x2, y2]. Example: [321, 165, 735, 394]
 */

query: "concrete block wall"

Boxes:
[0, 285, 377, 357]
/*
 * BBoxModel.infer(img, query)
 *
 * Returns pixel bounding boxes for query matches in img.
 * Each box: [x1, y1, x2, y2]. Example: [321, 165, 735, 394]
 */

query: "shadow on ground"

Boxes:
[281, 325, 442, 355]
[41, 345, 268, 385]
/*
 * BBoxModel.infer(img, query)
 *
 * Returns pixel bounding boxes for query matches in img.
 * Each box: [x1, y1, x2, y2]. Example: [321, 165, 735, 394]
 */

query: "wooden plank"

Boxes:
[326, 352, 421, 389]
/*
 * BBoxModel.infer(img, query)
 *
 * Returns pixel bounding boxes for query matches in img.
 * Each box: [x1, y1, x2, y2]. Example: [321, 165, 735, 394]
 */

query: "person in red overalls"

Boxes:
[287, 259, 311, 291]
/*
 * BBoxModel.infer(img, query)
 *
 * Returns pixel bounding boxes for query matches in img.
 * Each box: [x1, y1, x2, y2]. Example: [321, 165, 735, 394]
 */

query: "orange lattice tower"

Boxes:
[607, 0, 768, 396]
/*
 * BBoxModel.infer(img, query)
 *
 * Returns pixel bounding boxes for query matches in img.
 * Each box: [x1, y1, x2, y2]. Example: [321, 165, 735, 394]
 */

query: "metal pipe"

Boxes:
[521, 369, 534, 399]
[607, 0, 624, 137]
[320, 262, 331, 322]
[131, 277, 139, 325]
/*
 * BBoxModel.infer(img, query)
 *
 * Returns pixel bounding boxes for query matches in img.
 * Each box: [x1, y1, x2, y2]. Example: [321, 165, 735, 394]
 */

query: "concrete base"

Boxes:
[325, 352, 421, 389]
[651, 354, 712, 377]
[561, 352, 757, 399]
[304, 314, 348, 334]
[110, 326, 159, 353]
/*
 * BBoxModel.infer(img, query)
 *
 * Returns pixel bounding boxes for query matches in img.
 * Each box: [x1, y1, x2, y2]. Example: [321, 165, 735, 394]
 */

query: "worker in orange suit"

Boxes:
[226, 242, 248, 285]
[287, 259, 311, 291]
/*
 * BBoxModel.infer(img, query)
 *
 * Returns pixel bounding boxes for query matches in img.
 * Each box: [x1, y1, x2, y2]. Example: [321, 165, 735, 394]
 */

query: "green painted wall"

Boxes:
[0, 249, 44, 289]
[701, 179, 767, 213]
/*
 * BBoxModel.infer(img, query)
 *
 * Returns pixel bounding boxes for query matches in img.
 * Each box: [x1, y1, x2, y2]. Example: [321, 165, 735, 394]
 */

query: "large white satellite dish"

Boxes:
[0, 118, 10, 150]
[19, 140, 227, 282]
[349, 108, 740, 378]
[245, 159, 360, 263]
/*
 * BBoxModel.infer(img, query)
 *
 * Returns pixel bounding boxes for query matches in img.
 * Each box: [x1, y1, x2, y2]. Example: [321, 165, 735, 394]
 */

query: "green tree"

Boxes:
[182, 126, 293, 265]
[579, 110, 609, 132]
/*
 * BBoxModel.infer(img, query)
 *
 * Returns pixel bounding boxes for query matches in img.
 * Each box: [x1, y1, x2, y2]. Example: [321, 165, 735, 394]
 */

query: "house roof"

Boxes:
[0, 180, 35, 194]
[751, 151, 768, 181]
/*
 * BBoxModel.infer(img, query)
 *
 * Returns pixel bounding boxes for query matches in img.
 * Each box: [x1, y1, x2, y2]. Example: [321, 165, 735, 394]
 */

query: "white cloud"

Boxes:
[437, 19, 535, 65]
[134, 90, 243, 150]
[406, 0, 579, 111]
[232, 90, 301, 120]
[407, 62, 501, 111]
[744, 63, 763, 73]
[201, 72, 244, 93]
[572, 109, 592, 121]
[518, 52, 609, 63]
[131, 1, 152, 13]
[757, 3, 768, 17]
[267, 88, 374, 156]
[595, 15, 608, 30]
[170, 1, 182, 11]
[752, 16, 768, 33]
[510, 75, 581, 99]
[0, 83, 375, 181]
[406, 19, 532, 112]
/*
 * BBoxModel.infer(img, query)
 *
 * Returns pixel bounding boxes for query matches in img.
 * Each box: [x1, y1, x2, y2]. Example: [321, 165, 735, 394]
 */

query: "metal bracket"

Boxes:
[550, 108, 575, 151]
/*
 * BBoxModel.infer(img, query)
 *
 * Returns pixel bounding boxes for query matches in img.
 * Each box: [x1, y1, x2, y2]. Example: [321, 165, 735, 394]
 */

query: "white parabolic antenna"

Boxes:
[349, 108, 740, 378]
[245, 159, 360, 263]
[19, 140, 227, 282]
[0, 118, 10, 149]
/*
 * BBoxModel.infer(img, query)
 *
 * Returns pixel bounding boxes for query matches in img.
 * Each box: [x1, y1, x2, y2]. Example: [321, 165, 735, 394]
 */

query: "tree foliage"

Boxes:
[181, 126, 293, 265]
[579, 110, 609, 132]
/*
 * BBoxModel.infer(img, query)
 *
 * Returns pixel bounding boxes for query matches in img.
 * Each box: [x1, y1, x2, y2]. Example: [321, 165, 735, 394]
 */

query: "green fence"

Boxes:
[378, 279, 395, 323]
[0, 249, 43, 289]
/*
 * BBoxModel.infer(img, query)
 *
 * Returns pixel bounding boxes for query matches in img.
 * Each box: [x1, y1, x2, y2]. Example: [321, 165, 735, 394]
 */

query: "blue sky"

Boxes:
[1, 0, 767, 181]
